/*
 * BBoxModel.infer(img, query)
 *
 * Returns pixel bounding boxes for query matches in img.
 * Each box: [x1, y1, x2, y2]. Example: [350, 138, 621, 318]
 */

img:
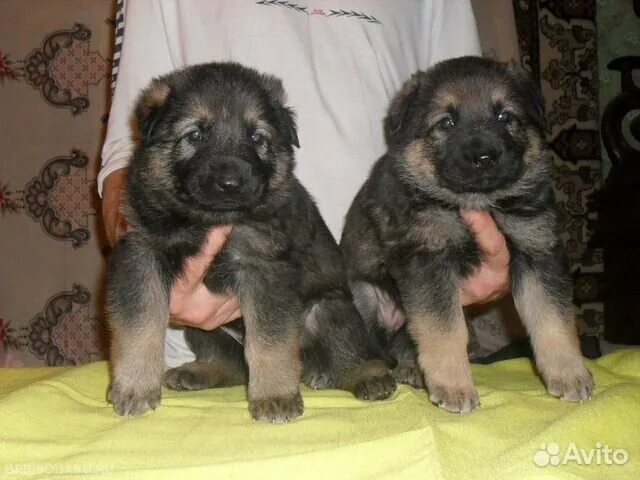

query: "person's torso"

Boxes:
[156, 0, 444, 238]
[142, 0, 481, 365]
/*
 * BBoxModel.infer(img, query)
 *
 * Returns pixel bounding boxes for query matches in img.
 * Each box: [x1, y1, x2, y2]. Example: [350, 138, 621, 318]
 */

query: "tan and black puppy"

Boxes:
[106, 62, 395, 423]
[341, 56, 594, 413]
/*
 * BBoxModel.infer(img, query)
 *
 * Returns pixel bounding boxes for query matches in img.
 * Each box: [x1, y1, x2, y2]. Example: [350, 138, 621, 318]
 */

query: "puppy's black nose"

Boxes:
[470, 152, 499, 169]
[215, 174, 243, 193]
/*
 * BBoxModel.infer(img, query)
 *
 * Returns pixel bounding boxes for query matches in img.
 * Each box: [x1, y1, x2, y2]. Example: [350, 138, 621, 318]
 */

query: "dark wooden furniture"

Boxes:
[599, 55, 640, 344]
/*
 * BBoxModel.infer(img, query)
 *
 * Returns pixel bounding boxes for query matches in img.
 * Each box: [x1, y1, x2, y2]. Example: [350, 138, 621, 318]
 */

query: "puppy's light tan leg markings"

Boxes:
[409, 310, 479, 413]
[108, 320, 166, 417]
[244, 332, 303, 423]
[514, 274, 594, 401]
[108, 259, 168, 417]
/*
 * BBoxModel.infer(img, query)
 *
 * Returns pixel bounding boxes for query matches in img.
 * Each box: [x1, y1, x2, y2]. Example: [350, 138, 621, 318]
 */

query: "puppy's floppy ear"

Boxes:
[135, 78, 171, 142]
[259, 74, 300, 149]
[509, 68, 546, 132]
[385, 74, 422, 144]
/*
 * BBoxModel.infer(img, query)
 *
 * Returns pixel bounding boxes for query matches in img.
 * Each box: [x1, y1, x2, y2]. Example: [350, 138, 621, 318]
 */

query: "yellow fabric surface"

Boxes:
[1, 350, 639, 479]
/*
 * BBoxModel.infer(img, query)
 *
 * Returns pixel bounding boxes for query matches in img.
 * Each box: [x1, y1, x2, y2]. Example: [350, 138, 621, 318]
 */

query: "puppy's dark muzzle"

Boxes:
[186, 156, 264, 210]
[469, 150, 500, 170]
[210, 170, 244, 194]
[439, 136, 522, 193]
[459, 138, 503, 172]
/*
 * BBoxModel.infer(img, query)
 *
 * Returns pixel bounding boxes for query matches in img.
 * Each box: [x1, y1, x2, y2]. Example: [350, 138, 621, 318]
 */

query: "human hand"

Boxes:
[459, 210, 510, 306]
[101, 170, 241, 329]
[169, 226, 243, 330]
[101, 169, 129, 248]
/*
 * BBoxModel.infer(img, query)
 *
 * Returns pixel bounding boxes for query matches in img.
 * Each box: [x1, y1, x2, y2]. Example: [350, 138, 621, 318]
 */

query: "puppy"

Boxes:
[106, 62, 395, 423]
[340, 56, 594, 413]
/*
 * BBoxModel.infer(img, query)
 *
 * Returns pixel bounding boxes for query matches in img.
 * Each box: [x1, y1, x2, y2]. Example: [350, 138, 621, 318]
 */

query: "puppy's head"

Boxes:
[131, 62, 299, 220]
[386, 56, 547, 207]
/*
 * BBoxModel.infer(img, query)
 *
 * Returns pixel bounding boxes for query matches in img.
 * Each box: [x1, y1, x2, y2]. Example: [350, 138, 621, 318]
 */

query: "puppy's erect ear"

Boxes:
[135, 78, 171, 142]
[385, 74, 421, 144]
[259, 74, 300, 149]
[509, 68, 546, 132]
[279, 106, 300, 149]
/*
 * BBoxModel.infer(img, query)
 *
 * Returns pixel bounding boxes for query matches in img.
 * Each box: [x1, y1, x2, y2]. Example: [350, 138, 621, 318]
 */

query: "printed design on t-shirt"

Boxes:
[256, 1, 381, 24]
[325, 9, 380, 24]
[256, 0, 308, 14]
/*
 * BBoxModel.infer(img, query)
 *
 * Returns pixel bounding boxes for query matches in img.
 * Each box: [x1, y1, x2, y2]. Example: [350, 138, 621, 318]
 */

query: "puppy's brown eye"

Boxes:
[251, 132, 265, 147]
[497, 111, 511, 123]
[438, 117, 456, 130]
[186, 129, 203, 142]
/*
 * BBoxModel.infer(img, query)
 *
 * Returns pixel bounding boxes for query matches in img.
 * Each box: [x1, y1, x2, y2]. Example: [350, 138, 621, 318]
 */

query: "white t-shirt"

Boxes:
[99, 0, 481, 367]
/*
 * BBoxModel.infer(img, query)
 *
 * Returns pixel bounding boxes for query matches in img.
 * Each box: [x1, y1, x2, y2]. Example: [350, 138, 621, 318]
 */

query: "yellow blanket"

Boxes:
[1, 350, 639, 479]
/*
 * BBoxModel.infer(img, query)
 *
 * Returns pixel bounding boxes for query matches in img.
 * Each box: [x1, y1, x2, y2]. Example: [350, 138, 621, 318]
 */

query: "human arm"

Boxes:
[99, 0, 241, 329]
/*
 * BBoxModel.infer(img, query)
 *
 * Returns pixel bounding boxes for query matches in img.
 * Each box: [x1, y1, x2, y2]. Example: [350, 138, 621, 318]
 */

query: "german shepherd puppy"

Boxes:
[106, 62, 395, 423]
[341, 57, 594, 413]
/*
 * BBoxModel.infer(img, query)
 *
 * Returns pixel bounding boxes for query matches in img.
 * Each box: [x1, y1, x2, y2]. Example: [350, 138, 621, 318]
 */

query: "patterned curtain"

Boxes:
[0, 1, 115, 366]
[512, 0, 603, 341]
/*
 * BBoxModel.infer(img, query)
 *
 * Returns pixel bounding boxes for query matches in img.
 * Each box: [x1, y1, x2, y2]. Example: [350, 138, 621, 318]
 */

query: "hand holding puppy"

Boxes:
[459, 210, 510, 306]
[102, 169, 242, 330]
[169, 226, 243, 329]
[106, 63, 397, 422]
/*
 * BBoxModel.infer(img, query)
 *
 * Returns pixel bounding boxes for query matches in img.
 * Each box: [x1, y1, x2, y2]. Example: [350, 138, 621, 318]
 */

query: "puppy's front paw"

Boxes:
[546, 366, 594, 402]
[392, 363, 424, 388]
[354, 373, 397, 401]
[427, 383, 480, 413]
[108, 381, 161, 417]
[249, 392, 304, 423]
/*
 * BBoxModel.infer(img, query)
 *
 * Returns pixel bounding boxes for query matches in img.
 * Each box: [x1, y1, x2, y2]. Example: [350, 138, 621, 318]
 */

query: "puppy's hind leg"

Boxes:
[303, 292, 397, 401]
[164, 361, 246, 390]
[512, 247, 594, 401]
[388, 329, 423, 388]
[106, 238, 169, 417]
[351, 280, 421, 388]
[164, 326, 247, 390]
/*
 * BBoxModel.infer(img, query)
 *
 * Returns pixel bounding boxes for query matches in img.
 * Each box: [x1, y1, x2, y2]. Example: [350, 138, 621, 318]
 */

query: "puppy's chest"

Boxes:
[389, 208, 471, 252]
[223, 223, 290, 266]
[200, 222, 292, 293]
[492, 210, 557, 253]
[385, 203, 557, 251]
